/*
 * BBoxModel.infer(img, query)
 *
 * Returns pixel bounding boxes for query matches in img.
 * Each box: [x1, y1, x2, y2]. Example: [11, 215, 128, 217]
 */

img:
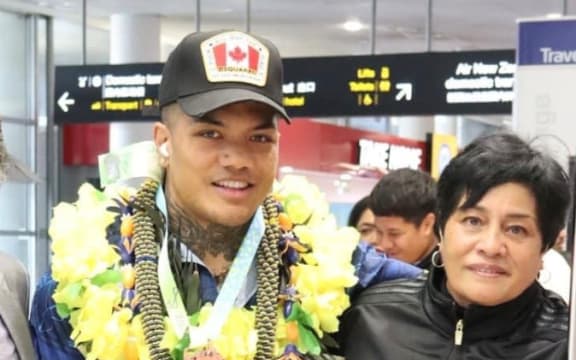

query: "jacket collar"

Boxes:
[414, 245, 438, 270]
[423, 266, 541, 342]
[0, 274, 35, 360]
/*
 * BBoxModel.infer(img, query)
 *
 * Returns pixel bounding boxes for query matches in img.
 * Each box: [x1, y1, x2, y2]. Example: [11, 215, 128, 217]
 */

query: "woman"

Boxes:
[340, 133, 570, 359]
[348, 196, 378, 246]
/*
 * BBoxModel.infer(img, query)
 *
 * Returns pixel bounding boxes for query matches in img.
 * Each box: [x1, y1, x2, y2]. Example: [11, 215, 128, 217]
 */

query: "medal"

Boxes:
[183, 344, 224, 360]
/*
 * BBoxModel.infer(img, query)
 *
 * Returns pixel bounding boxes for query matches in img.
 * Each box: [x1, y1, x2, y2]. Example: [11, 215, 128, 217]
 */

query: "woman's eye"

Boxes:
[508, 225, 527, 236]
[463, 216, 482, 227]
[360, 228, 374, 237]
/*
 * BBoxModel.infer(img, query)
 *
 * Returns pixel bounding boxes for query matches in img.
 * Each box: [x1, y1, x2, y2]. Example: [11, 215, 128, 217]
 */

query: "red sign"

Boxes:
[279, 118, 428, 174]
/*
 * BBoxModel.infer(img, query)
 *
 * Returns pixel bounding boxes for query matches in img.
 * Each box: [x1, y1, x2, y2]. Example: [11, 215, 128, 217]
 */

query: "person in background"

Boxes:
[539, 229, 571, 302]
[347, 196, 377, 246]
[0, 124, 35, 360]
[369, 168, 438, 269]
[341, 133, 570, 359]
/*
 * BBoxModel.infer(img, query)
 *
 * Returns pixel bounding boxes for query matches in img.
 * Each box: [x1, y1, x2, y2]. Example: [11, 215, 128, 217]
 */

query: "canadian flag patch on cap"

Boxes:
[201, 31, 270, 87]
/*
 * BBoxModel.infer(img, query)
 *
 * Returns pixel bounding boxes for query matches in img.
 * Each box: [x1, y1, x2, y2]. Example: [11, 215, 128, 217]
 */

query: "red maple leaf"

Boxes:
[228, 46, 247, 63]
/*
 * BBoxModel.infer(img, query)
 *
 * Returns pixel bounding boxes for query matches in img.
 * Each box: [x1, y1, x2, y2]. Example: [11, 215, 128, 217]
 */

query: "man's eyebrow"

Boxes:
[254, 117, 278, 130]
[193, 114, 222, 126]
[195, 114, 278, 130]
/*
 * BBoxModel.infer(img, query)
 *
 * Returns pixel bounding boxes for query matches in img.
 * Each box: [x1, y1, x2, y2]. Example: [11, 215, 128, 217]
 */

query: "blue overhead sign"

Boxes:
[518, 19, 576, 65]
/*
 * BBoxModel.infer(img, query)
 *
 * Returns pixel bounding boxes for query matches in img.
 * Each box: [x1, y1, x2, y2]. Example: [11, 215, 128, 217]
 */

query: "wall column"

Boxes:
[108, 14, 161, 150]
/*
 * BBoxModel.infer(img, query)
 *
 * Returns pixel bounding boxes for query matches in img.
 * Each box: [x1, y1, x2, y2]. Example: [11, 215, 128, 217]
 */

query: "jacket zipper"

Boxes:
[454, 319, 464, 346]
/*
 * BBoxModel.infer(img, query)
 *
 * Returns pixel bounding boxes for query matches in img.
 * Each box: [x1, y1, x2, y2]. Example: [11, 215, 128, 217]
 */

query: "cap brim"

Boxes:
[178, 88, 291, 123]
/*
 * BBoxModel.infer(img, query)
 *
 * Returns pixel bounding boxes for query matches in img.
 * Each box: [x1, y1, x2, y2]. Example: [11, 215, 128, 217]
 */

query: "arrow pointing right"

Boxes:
[57, 91, 75, 112]
[395, 83, 413, 101]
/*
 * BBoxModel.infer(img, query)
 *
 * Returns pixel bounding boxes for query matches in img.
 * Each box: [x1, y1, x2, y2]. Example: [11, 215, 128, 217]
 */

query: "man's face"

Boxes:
[156, 101, 279, 227]
[373, 213, 436, 264]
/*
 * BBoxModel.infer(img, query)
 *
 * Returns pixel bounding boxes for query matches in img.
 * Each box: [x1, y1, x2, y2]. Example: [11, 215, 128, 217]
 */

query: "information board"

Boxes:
[54, 50, 515, 123]
[282, 50, 514, 117]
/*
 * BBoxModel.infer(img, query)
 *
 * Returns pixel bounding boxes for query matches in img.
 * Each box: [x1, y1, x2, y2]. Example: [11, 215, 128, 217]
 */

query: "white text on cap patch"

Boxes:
[200, 31, 270, 87]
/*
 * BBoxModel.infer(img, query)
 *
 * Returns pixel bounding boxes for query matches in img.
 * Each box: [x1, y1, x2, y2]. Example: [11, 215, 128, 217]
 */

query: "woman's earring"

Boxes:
[539, 268, 551, 283]
[431, 250, 444, 268]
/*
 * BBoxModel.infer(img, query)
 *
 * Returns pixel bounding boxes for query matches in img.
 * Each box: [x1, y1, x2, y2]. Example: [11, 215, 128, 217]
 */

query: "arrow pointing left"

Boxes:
[57, 91, 75, 112]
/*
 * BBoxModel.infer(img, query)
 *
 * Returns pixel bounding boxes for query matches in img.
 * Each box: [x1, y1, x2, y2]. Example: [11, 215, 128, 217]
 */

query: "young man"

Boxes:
[30, 30, 420, 359]
[369, 168, 438, 269]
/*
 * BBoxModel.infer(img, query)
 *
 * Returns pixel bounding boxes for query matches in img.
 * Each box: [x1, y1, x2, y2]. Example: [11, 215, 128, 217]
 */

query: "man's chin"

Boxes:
[213, 205, 259, 227]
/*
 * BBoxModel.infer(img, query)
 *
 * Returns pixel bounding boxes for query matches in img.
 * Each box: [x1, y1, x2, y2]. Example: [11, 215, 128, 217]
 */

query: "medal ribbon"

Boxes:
[156, 186, 265, 344]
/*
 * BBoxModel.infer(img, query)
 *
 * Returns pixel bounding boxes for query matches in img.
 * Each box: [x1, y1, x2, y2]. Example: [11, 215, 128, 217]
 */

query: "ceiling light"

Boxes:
[342, 19, 364, 32]
[546, 13, 563, 19]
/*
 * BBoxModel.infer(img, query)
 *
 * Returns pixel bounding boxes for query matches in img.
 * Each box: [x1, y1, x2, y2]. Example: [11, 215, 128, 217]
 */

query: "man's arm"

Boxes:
[351, 241, 422, 297]
[313, 243, 422, 358]
[0, 317, 18, 359]
[29, 273, 84, 360]
[0, 251, 35, 360]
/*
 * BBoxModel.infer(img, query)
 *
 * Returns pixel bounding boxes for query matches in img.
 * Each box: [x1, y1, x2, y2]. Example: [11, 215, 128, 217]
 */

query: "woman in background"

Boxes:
[348, 196, 377, 246]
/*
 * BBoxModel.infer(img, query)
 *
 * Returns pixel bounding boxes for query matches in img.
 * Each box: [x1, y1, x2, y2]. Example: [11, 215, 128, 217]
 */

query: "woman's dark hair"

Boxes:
[348, 196, 371, 227]
[436, 132, 571, 252]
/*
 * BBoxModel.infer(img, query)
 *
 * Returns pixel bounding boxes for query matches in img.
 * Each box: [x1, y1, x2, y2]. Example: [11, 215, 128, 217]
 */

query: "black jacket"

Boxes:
[340, 267, 568, 360]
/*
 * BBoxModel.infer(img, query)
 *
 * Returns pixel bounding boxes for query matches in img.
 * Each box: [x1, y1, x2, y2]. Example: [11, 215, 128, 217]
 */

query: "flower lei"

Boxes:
[50, 175, 359, 360]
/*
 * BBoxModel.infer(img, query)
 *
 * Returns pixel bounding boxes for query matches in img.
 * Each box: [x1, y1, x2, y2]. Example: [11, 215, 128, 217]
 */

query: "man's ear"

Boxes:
[420, 212, 436, 236]
[153, 121, 169, 147]
[153, 122, 170, 164]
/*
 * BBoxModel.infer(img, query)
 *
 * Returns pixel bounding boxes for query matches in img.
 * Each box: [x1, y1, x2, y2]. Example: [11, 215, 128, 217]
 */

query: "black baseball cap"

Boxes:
[159, 30, 290, 122]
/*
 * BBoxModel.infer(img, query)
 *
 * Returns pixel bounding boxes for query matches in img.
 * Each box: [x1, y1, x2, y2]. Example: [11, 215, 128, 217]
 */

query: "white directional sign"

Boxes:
[57, 91, 75, 112]
[395, 83, 413, 101]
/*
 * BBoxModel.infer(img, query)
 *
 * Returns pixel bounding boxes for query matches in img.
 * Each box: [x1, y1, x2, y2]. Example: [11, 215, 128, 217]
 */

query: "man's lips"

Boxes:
[213, 180, 252, 190]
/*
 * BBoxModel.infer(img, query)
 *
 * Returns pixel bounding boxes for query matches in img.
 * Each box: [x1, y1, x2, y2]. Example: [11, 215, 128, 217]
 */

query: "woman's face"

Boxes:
[440, 182, 544, 307]
[357, 208, 378, 246]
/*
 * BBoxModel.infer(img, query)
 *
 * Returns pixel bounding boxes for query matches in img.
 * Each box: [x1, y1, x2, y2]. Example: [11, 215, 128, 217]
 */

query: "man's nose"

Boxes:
[375, 234, 394, 253]
[219, 143, 252, 169]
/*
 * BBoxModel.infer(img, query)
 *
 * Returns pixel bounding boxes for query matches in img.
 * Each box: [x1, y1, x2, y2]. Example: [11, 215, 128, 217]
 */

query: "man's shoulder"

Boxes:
[353, 271, 428, 306]
[0, 252, 29, 311]
[0, 252, 28, 287]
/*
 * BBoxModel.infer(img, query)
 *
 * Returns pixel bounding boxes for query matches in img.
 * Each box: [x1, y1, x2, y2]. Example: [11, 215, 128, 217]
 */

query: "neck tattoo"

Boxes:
[167, 198, 249, 282]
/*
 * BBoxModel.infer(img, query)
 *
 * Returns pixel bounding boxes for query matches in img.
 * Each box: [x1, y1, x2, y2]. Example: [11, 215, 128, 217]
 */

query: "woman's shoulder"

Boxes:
[352, 271, 428, 306]
[533, 286, 569, 334]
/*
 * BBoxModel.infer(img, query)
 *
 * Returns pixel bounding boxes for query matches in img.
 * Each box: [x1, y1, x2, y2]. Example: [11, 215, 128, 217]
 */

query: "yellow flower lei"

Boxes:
[50, 175, 359, 360]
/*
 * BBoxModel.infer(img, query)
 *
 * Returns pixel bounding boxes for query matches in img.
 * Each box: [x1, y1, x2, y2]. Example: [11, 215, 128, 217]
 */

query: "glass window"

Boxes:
[0, 10, 47, 284]
[0, 234, 36, 290]
[53, 18, 110, 65]
[0, 234, 34, 271]
[3, 120, 34, 169]
[0, 12, 27, 118]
